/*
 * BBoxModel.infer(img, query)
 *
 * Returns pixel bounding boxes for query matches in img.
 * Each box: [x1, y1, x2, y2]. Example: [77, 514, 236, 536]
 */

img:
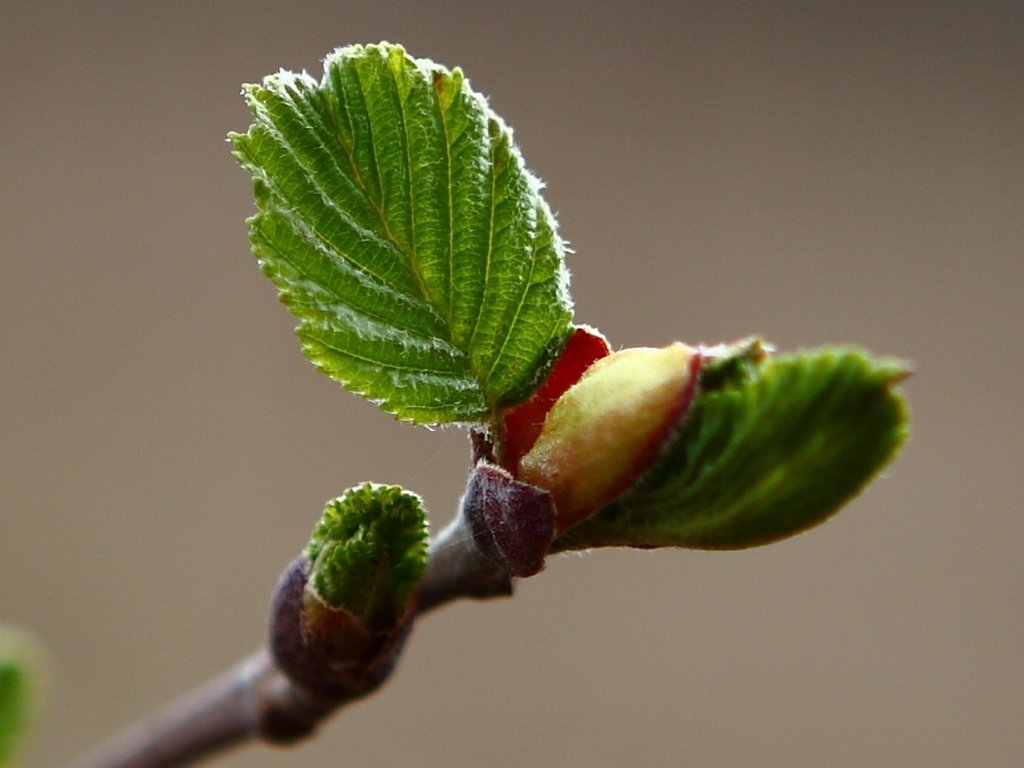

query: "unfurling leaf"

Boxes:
[231, 43, 573, 425]
[306, 483, 428, 627]
[269, 485, 428, 699]
[552, 346, 909, 551]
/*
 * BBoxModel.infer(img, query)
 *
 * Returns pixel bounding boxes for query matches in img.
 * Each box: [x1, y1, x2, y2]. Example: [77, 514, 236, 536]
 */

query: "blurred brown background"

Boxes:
[2, 2, 1021, 766]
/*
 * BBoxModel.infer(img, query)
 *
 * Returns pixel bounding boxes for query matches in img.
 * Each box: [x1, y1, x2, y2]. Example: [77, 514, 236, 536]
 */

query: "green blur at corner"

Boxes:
[0, 628, 41, 768]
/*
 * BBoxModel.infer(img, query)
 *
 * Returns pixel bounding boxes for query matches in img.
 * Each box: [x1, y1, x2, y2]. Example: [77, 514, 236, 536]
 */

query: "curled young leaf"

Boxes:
[269, 485, 427, 700]
[306, 483, 428, 627]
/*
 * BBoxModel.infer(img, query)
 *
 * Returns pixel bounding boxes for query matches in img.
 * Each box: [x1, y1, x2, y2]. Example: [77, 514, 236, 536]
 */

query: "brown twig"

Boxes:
[65, 508, 511, 768]
[65, 652, 270, 768]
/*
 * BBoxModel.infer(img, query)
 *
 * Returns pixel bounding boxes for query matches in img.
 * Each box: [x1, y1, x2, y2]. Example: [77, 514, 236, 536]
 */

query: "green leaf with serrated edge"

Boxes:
[230, 43, 573, 424]
[307, 484, 428, 627]
[552, 348, 909, 551]
[0, 629, 37, 768]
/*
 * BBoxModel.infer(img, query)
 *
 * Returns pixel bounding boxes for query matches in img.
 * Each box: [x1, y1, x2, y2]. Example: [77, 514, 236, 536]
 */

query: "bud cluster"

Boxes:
[463, 326, 709, 575]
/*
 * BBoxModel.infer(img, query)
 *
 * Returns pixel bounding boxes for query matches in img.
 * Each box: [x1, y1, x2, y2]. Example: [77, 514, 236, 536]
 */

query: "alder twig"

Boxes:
[417, 512, 512, 613]
[65, 510, 512, 768]
[65, 652, 269, 768]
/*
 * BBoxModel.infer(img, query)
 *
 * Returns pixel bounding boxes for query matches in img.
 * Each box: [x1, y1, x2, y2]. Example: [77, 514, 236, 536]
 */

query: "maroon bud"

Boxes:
[268, 555, 410, 701]
[462, 462, 556, 577]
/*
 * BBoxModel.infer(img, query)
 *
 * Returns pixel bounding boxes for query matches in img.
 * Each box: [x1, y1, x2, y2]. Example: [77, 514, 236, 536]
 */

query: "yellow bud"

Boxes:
[518, 342, 698, 529]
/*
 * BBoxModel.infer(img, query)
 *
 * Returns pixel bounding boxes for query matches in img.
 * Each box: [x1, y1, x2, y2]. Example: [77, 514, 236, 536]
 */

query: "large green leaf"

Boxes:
[553, 347, 909, 550]
[231, 43, 573, 424]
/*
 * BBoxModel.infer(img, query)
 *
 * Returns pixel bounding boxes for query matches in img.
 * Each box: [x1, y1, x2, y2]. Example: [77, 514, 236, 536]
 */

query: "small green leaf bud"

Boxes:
[269, 484, 427, 699]
[305, 484, 428, 628]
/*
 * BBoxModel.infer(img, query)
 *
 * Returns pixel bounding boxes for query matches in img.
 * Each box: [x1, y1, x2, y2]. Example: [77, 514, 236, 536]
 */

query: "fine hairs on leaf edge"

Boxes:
[229, 42, 575, 427]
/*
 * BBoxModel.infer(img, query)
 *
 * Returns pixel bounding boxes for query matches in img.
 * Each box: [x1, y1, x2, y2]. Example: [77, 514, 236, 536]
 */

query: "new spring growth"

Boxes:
[464, 328, 702, 575]
[305, 484, 428, 627]
[465, 331, 909, 572]
[518, 342, 702, 529]
[270, 485, 428, 698]
[553, 343, 910, 551]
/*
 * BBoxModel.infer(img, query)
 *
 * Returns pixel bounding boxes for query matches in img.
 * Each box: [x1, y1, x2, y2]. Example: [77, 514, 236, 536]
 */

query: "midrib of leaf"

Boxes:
[344, 50, 462, 334]
[276, 78, 423, 305]
[467, 126, 499, 356]
[393, 64, 438, 322]
[445, 91, 493, 353]
[352, 57, 432, 312]
[323, 70, 447, 340]
[439, 77, 456, 331]
[243, 79, 451, 341]
[336, 84, 418, 297]
[483, 201, 542, 385]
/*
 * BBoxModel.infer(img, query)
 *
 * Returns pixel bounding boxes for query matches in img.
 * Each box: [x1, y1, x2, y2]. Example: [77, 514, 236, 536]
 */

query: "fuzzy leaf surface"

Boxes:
[553, 348, 909, 550]
[231, 43, 573, 424]
[307, 483, 428, 627]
